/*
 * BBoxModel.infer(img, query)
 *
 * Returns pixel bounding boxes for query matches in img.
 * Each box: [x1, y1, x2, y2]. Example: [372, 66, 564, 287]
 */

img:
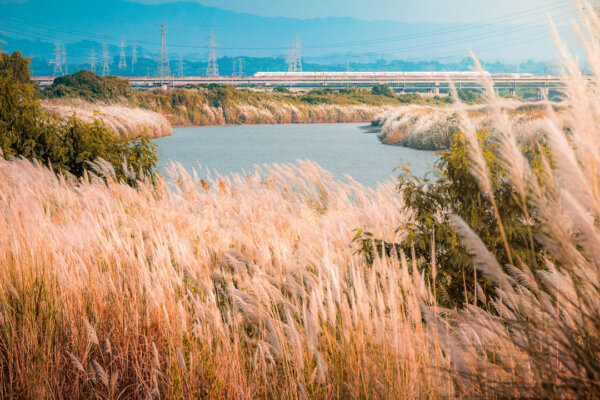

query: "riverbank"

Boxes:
[40, 71, 453, 130]
[42, 98, 172, 138]
[373, 102, 564, 150]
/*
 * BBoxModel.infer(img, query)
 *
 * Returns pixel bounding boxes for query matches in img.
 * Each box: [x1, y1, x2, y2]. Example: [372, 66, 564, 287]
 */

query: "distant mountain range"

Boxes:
[0, 0, 577, 76]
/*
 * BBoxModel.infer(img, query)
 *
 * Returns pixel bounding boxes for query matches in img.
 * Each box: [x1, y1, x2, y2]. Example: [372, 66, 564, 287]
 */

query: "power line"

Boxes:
[102, 43, 110, 76]
[157, 22, 171, 81]
[90, 49, 97, 73]
[131, 43, 137, 72]
[178, 54, 184, 77]
[237, 57, 244, 77]
[118, 39, 127, 69]
[287, 36, 302, 72]
[49, 42, 63, 76]
[206, 30, 219, 77]
[0, 1, 572, 52]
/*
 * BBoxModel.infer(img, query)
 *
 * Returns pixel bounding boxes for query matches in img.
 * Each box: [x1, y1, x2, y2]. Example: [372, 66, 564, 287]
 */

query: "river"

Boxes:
[154, 123, 437, 188]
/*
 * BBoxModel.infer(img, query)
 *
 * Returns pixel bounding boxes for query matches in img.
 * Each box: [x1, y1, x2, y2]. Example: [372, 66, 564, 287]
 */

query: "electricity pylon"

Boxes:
[157, 22, 171, 81]
[205, 31, 219, 77]
[287, 36, 302, 73]
[119, 40, 127, 69]
[178, 54, 184, 77]
[102, 43, 110, 77]
[90, 49, 97, 74]
[61, 44, 68, 75]
[50, 42, 63, 77]
[237, 58, 244, 77]
[131, 43, 137, 72]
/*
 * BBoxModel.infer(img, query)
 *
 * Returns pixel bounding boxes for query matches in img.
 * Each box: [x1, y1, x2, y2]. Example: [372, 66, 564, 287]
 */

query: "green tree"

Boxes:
[0, 52, 158, 184]
[371, 83, 395, 97]
[0, 51, 32, 83]
[357, 131, 546, 307]
[43, 70, 134, 102]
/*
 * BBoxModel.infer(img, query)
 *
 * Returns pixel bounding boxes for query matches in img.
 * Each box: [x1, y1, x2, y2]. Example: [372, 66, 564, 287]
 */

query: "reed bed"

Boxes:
[375, 102, 563, 150]
[3, 2, 600, 398]
[0, 157, 455, 398]
[42, 98, 172, 138]
[138, 91, 394, 127]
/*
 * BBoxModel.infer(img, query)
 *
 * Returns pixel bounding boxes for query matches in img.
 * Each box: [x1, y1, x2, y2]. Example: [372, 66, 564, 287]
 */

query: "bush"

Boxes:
[371, 83, 395, 97]
[358, 130, 547, 307]
[0, 53, 157, 184]
[43, 71, 134, 103]
[0, 51, 31, 83]
[456, 89, 484, 104]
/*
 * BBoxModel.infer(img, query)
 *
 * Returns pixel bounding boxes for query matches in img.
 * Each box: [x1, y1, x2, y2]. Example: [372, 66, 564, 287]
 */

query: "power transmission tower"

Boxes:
[102, 43, 110, 77]
[287, 37, 302, 73]
[206, 31, 219, 77]
[237, 58, 244, 77]
[90, 49, 97, 74]
[157, 22, 171, 81]
[119, 40, 127, 69]
[0, 28, 6, 53]
[50, 42, 63, 77]
[131, 43, 137, 72]
[61, 44, 68, 75]
[178, 54, 184, 77]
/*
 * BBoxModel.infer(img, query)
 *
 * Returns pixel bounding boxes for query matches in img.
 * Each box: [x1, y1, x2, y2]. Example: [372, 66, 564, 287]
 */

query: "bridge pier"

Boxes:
[538, 87, 549, 100]
[509, 88, 516, 97]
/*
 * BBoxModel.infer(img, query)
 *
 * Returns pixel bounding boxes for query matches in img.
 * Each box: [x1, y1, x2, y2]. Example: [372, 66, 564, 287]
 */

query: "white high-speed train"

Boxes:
[253, 71, 534, 79]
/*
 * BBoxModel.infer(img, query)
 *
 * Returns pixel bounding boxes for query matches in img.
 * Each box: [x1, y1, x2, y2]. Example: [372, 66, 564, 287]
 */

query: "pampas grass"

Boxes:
[375, 102, 564, 150]
[0, 156, 456, 398]
[42, 98, 172, 138]
[3, 1, 600, 398]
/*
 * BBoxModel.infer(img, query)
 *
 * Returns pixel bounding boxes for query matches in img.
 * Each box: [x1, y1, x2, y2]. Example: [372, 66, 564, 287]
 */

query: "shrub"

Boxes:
[358, 130, 548, 307]
[0, 53, 157, 184]
[43, 71, 134, 102]
[371, 83, 395, 97]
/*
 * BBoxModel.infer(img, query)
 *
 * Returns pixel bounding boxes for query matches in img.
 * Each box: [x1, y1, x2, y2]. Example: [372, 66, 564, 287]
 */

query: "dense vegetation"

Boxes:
[43, 70, 134, 102]
[358, 130, 548, 307]
[40, 72, 478, 127]
[0, 52, 157, 183]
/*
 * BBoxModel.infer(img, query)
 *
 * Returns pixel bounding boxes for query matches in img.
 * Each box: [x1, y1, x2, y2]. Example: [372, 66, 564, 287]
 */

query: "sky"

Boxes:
[0, 0, 584, 63]
[134, 0, 571, 24]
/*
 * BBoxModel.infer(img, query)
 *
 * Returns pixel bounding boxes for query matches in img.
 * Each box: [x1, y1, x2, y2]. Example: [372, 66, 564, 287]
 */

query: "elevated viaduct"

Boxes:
[32, 71, 564, 99]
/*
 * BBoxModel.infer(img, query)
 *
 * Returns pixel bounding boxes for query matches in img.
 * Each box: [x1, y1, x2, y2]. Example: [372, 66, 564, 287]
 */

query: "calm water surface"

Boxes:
[155, 123, 437, 188]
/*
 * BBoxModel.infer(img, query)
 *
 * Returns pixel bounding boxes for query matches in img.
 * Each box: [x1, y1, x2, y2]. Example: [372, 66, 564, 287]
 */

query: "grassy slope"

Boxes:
[42, 72, 456, 127]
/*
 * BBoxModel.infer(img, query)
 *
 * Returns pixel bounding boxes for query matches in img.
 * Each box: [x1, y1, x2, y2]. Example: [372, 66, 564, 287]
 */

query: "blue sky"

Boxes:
[0, 0, 583, 62]
[133, 0, 569, 24]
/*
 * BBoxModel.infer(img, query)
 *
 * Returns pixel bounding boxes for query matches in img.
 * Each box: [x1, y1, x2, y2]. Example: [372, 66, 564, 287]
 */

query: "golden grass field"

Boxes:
[2, 2, 600, 398]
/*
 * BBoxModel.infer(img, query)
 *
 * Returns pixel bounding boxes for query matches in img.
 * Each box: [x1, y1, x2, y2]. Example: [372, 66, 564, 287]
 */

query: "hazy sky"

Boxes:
[134, 0, 572, 24]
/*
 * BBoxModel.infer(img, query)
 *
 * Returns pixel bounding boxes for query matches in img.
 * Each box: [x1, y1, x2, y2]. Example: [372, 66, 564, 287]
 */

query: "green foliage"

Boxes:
[0, 51, 32, 84]
[42, 71, 134, 102]
[456, 89, 484, 104]
[358, 131, 547, 307]
[273, 86, 291, 94]
[0, 54, 157, 184]
[371, 83, 395, 97]
[396, 92, 452, 106]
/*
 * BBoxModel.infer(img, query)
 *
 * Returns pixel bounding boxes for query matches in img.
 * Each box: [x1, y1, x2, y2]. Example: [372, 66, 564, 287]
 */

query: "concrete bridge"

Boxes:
[32, 71, 564, 99]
